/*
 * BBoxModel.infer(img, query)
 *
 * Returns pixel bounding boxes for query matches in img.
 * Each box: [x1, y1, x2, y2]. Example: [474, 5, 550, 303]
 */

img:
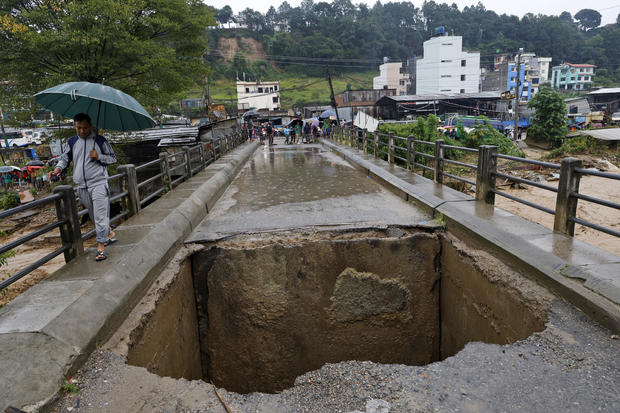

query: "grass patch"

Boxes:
[207, 71, 375, 109]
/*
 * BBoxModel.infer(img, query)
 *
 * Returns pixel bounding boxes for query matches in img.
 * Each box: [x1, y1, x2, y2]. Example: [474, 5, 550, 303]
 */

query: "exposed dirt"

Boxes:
[217, 36, 268, 63]
[495, 147, 620, 256]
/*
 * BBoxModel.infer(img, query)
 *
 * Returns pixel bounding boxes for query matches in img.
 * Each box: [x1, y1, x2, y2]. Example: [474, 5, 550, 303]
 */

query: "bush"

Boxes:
[548, 136, 598, 158]
[464, 120, 525, 157]
[0, 192, 19, 211]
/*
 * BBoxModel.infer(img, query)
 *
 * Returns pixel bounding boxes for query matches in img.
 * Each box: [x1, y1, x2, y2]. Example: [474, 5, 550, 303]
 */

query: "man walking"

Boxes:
[50, 113, 117, 261]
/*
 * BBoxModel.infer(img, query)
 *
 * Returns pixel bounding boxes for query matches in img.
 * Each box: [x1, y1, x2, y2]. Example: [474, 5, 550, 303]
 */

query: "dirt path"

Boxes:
[496, 175, 620, 256]
[494, 146, 620, 256]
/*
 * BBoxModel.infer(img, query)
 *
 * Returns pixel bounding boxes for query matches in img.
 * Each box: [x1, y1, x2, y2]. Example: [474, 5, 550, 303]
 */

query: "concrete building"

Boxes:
[482, 53, 552, 103]
[236, 80, 281, 112]
[415, 35, 480, 95]
[334, 89, 396, 119]
[551, 63, 596, 91]
[373, 62, 410, 96]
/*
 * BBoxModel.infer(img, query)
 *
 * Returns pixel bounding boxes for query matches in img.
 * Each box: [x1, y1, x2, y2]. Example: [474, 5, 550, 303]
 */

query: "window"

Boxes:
[269, 87, 274, 92]
[460, 89, 465, 93]
[442, 42, 453, 46]
[441, 60, 452, 63]
[461, 75, 466, 81]
[441, 75, 452, 78]
[274, 85, 278, 91]
[461, 60, 466, 67]
[440, 89, 451, 92]
[399, 67, 408, 74]
[399, 80, 405, 85]
[258, 87, 263, 93]
[272, 97, 279, 103]
[245, 88, 250, 93]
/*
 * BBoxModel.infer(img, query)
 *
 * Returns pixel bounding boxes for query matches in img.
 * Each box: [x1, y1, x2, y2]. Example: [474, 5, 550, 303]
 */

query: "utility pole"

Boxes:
[513, 48, 523, 139]
[0, 107, 6, 163]
[326, 65, 341, 124]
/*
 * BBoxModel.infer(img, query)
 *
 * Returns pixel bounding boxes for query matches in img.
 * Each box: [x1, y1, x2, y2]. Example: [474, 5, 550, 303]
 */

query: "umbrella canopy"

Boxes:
[305, 117, 320, 127]
[26, 160, 44, 167]
[319, 109, 336, 119]
[34, 81, 155, 131]
[0, 165, 20, 173]
[287, 119, 303, 127]
[243, 110, 261, 118]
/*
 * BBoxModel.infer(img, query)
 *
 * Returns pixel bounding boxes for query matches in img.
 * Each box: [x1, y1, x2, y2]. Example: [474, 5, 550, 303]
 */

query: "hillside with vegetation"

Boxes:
[208, 1, 620, 97]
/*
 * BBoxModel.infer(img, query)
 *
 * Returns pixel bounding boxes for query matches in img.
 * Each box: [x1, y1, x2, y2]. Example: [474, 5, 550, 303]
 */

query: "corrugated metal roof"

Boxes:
[589, 88, 620, 95]
[567, 128, 620, 141]
[380, 92, 501, 103]
[107, 127, 198, 142]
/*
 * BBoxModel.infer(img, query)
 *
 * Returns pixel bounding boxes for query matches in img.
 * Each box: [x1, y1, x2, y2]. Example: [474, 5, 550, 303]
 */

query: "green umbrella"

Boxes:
[34, 81, 155, 131]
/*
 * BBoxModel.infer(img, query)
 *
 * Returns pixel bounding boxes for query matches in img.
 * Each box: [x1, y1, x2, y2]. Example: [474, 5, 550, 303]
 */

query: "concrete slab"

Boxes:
[188, 145, 430, 243]
[0, 280, 93, 333]
[122, 209, 173, 227]
[0, 333, 79, 410]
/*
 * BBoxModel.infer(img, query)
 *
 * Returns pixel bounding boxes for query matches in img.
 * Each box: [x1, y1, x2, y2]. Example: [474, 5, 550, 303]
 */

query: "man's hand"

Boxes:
[48, 167, 61, 181]
[89, 149, 98, 160]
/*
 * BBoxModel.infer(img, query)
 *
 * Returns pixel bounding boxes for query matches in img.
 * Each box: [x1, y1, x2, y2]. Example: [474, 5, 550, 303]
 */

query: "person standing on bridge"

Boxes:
[49, 113, 117, 262]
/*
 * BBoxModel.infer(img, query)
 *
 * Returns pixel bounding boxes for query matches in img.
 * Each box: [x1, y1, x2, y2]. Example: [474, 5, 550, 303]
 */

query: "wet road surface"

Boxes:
[188, 144, 430, 242]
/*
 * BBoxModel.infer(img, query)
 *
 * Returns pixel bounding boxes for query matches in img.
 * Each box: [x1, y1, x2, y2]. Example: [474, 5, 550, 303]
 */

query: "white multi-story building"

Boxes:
[236, 80, 281, 112]
[373, 62, 410, 96]
[415, 36, 480, 95]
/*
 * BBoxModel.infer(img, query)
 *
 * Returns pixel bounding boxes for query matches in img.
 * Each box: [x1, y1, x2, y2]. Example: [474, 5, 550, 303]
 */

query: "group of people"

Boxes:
[244, 119, 274, 145]
[243, 117, 334, 146]
[284, 119, 332, 145]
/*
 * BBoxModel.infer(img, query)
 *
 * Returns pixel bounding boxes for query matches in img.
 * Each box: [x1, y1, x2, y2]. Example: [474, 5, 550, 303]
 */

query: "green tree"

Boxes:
[574, 9, 602, 31]
[0, 0, 214, 108]
[527, 86, 567, 144]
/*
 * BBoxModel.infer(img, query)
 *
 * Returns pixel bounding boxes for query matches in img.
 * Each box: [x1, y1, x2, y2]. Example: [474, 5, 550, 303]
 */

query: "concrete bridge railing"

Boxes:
[0, 132, 247, 291]
[331, 126, 620, 239]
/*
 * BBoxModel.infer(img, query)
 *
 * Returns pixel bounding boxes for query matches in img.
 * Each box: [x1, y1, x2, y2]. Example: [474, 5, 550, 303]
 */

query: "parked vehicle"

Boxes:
[611, 112, 620, 125]
[0, 130, 43, 147]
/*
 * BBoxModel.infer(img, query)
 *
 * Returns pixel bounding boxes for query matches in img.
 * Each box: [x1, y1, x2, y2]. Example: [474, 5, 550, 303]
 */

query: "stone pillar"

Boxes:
[53, 185, 84, 262]
[388, 132, 395, 165]
[554, 157, 582, 236]
[434, 139, 445, 184]
[475, 145, 498, 204]
[118, 164, 140, 216]
[363, 129, 368, 154]
[407, 135, 414, 171]
[159, 152, 171, 191]
[182, 146, 192, 177]
[374, 132, 379, 158]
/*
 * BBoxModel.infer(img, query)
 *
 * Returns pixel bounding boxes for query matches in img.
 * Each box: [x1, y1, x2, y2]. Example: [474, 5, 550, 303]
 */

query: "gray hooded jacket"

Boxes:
[56, 132, 117, 189]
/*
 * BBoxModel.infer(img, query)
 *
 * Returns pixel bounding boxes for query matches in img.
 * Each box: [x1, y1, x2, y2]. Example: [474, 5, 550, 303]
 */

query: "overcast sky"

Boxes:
[203, 1, 619, 26]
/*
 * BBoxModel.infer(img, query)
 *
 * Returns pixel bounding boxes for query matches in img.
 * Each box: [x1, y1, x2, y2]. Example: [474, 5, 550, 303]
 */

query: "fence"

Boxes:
[0, 132, 246, 291]
[331, 126, 620, 239]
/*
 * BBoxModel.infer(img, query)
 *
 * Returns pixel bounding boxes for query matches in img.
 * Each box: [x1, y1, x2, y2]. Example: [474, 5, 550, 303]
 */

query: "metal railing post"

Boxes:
[53, 185, 83, 262]
[159, 152, 171, 191]
[475, 145, 498, 204]
[182, 146, 192, 177]
[407, 135, 414, 171]
[118, 164, 140, 216]
[554, 157, 583, 236]
[388, 132, 395, 165]
[363, 129, 368, 153]
[434, 139, 445, 184]
[374, 132, 379, 158]
[198, 142, 205, 168]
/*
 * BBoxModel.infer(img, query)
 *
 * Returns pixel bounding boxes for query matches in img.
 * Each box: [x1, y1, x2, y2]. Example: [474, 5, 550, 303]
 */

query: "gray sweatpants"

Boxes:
[77, 184, 111, 244]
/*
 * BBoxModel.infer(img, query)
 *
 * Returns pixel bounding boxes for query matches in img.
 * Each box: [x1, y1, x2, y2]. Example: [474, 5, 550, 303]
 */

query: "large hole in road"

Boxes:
[122, 229, 551, 394]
